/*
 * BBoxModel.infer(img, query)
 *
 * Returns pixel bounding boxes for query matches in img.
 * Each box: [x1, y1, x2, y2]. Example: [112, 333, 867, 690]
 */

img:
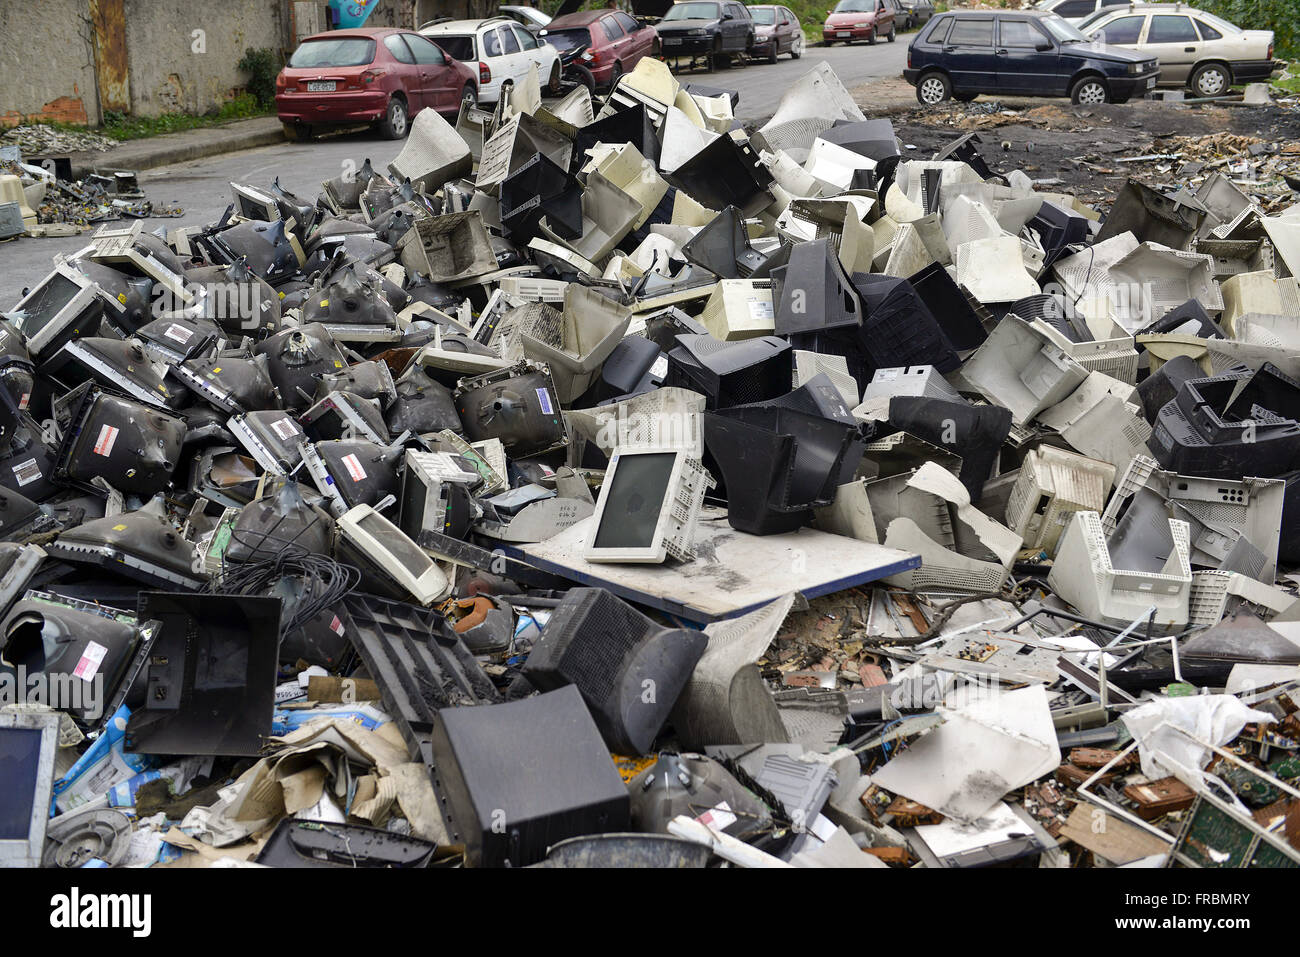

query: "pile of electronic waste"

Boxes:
[0, 59, 1297, 870]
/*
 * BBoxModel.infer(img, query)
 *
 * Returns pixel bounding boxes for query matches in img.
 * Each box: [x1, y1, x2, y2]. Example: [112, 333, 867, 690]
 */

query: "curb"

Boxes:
[65, 121, 285, 179]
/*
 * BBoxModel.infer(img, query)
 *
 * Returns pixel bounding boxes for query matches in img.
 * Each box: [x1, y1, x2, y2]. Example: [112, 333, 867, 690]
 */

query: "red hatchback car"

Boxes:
[275, 28, 478, 140]
[540, 10, 659, 92]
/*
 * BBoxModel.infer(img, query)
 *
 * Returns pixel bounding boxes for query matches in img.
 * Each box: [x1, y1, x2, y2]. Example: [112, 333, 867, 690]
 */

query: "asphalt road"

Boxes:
[1, 39, 909, 301]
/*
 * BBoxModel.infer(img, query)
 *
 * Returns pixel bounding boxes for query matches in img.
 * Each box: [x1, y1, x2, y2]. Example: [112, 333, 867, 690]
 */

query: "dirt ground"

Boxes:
[888, 97, 1300, 211]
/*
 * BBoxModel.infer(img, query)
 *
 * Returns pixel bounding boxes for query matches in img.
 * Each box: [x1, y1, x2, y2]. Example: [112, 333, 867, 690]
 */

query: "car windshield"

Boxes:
[542, 27, 592, 52]
[751, 8, 776, 23]
[431, 34, 475, 60]
[664, 2, 720, 19]
[833, 0, 875, 12]
[1039, 14, 1087, 42]
[288, 37, 376, 68]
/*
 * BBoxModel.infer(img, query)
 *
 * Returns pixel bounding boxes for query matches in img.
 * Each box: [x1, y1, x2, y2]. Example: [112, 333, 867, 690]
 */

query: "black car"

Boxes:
[904, 9, 1159, 105]
[655, 0, 755, 71]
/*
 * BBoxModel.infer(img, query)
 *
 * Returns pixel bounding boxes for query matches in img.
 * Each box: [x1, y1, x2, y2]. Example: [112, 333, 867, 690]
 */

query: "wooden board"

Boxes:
[502, 507, 920, 624]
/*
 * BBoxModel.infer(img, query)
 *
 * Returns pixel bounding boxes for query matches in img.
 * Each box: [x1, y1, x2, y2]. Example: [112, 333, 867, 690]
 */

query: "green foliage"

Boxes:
[237, 46, 281, 110]
[96, 94, 265, 140]
[1194, 0, 1298, 59]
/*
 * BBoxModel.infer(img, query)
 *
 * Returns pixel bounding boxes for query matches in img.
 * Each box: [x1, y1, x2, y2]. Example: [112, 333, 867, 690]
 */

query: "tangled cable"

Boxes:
[205, 511, 360, 635]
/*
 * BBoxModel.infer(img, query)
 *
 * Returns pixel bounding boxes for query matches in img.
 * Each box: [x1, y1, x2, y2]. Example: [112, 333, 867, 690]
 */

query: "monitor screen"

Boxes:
[17, 272, 81, 335]
[356, 511, 433, 575]
[592, 452, 676, 550]
[237, 193, 270, 221]
[0, 727, 40, 840]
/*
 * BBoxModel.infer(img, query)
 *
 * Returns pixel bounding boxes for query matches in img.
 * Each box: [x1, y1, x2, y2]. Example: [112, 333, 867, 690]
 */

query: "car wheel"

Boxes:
[378, 96, 408, 139]
[867, 28, 876, 45]
[608, 61, 624, 91]
[887, 23, 896, 41]
[916, 71, 950, 105]
[1190, 62, 1230, 98]
[548, 61, 563, 95]
[281, 122, 312, 142]
[1069, 76, 1109, 105]
[766, 41, 778, 63]
[791, 33, 804, 58]
[461, 84, 477, 111]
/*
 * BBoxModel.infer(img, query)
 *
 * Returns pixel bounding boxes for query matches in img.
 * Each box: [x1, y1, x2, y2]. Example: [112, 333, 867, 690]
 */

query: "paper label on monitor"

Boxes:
[270, 417, 298, 440]
[342, 453, 366, 482]
[12, 458, 41, 487]
[73, 641, 108, 681]
[93, 424, 119, 457]
[650, 355, 669, 379]
[164, 323, 193, 343]
[696, 801, 736, 832]
[535, 388, 554, 415]
[18, 392, 29, 410]
[748, 299, 774, 322]
[329, 615, 345, 636]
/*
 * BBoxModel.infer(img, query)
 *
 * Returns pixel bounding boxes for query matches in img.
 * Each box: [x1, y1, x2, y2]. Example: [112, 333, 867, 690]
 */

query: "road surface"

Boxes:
[1, 40, 909, 299]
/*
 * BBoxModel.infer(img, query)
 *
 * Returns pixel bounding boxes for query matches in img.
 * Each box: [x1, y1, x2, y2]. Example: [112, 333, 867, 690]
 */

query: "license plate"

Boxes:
[837, 31, 851, 37]
[307, 81, 336, 92]
[1146, 76, 1157, 88]
[663, 38, 681, 45]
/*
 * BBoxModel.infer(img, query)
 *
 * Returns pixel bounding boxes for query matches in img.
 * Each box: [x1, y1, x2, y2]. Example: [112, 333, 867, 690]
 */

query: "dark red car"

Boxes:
[540, 10, 659, 91]
[275, 28, 478, 141]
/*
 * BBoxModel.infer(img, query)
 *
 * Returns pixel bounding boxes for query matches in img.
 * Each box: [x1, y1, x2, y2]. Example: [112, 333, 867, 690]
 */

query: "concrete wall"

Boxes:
[0, 1, 436, 126]
[123, 0, 286, 117]
[0, 0, 102, 127]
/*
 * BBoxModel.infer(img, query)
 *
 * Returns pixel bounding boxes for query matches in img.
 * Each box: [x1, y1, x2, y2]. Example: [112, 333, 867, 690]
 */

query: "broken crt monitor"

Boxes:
[228, 410, 307, 476]
[335, 503, 450, 605]
[429, 685, 630, 867]
[1150, 363, 1300, 478]
[301, 440, 401, 515]
[1047, 510, 1193, 632]
[0, 592, 154, 725]
[452, 361, 568, 458]
[44, 496, 206, 590]
[229, 181, 280, 222]
[523, 587, 707, 754]
[583, 447, 715, 564]
[665, 335, 791, 410]
[0, 710, 59, 868]
[398, 450, 478, 542]
[54, 383, 185, 497]
[124, 593, 280, 757]
[299, 391, 390, 444]
[8, 261, 110, 360]
[704, 403, 866, 535]
[40, 337, 178, 409]
[174, 355, 276, 416]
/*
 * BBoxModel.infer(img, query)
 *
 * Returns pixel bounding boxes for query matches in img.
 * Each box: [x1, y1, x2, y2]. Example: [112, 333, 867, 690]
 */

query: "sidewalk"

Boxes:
[66, 115, 285, 178]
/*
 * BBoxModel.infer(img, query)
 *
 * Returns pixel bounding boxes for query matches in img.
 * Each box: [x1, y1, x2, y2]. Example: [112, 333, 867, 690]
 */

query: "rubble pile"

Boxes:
[0, 125, 119, 156]
[0, 153, 183, 240]
[1, 59, 1298, 870]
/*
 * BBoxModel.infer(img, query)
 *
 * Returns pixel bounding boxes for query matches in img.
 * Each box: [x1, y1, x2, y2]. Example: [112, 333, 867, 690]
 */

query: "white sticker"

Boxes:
[342, 453, 366, 482]
[535, 388, 554, 415]
[650, 355, 669, 379]
[163, 323, 193, 343]
[748, 299, 774, 322]
[329, 615, 345, 636]
[11, 458, 41, 487]
[93, 424, 119, 457]
[696, 800, 737, 832]
[18, 392, 29, 410]
[269, 417, 299, 440]
[73, 641, 108, 682]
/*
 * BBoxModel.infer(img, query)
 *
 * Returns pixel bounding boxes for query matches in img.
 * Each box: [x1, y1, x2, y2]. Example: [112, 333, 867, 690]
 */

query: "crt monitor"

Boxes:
[0, 711, 60, 867]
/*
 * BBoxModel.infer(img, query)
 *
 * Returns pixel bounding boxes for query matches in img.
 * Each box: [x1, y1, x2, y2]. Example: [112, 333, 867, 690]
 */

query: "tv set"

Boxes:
[584, 447, 714, 564]
[0, 711, 59, 868]
[335, 503, 450, 606]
